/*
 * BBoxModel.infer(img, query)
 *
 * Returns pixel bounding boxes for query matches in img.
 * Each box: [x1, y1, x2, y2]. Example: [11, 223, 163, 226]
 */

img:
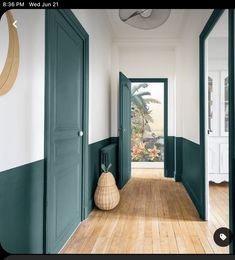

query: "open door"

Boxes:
[118, 72, 131, 188]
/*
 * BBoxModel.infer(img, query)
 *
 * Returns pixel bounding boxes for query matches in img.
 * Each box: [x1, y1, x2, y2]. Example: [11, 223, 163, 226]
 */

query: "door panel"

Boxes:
[56, 165, 79, 236]
[208, 142, 220, 173]
[46, 10, 84, 253]
[119, 72, 131, 188]
[220, 143, 229, 173]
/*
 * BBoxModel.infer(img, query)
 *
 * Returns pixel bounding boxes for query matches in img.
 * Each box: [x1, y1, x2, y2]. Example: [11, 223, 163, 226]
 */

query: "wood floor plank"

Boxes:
[189, 236, 205, 254]
[61, 169, 229, 254]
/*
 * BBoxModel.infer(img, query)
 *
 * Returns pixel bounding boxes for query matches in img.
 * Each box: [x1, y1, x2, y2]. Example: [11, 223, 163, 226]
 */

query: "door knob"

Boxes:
[207, 129, 212, 135]
[78, 131, 84, 137]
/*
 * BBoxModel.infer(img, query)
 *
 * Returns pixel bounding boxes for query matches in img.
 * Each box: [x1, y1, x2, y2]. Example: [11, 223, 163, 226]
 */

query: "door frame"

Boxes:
[44, 9, 89, 253]
[200, 9, 235, 253]
[228, 9, 235, 255]
[199, 8, 225, 221]
[130, 78, 168, 177]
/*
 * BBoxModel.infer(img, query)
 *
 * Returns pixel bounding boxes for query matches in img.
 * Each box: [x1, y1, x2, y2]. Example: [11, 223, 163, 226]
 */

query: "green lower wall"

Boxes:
[87, 138, 113, 214]
[181, 138, 203, 218]
[165, 136, 175, 177]
[174, 137, 202, 217]
[0, 160, 44, 254]
[175, 137, 183, 181]
[165, 137, 203, 217]
[87, 137, 119, 215]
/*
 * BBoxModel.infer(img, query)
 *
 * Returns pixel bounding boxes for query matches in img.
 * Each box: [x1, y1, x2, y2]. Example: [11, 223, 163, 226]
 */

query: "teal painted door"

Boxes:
[45, 10, 84, 253]
[119, 72, 131, 188]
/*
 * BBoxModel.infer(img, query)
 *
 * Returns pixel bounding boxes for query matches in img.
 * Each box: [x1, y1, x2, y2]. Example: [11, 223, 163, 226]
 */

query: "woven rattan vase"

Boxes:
[94, 172, 120, 210]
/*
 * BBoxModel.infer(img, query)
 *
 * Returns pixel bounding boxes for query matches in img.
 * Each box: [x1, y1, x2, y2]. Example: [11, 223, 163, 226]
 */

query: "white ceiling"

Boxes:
[106, 9, 186, 39]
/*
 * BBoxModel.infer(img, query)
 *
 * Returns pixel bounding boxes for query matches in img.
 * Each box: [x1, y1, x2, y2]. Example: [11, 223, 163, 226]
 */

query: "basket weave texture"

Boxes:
[94, 172, 120, 210]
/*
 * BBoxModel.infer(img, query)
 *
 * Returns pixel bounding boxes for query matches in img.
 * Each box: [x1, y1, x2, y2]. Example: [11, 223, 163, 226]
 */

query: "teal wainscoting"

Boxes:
[87, 138, 112, 214]
[101, 143, 118, 181]
[175, 137, 183, 182]
[110, 137, 119, 177]
[165, 136, 175, 178]
[181, 138, 203, 218]
[87, 137, 119, 215]
[0, 160, 44, 254]
[110, 136, 119, 144]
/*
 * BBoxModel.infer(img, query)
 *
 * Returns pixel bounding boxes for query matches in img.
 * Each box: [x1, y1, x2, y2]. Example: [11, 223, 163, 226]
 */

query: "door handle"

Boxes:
[78, 131, 84, 137]
[207, 129, 212, 135]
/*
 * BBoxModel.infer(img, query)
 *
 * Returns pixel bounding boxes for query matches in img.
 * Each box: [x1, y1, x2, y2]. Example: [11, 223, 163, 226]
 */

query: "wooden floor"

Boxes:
[61, 169, 229, 254]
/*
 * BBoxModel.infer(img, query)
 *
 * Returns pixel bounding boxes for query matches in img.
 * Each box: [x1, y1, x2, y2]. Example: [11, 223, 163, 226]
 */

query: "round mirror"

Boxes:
[0, 11, 20, 96]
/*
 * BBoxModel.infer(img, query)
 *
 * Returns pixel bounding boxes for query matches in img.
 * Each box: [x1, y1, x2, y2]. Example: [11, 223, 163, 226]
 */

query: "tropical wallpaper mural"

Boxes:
[131, 82, 164, 162]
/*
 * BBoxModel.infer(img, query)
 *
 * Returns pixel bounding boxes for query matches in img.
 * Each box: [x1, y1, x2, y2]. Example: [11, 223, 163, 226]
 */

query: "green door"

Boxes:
[45, 10, 84, 253]
[119, 72, 132, 188]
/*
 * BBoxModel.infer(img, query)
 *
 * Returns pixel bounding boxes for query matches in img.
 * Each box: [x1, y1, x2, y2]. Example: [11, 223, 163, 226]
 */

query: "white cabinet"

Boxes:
[220, 143, 229, 174]
[208, 142, 219, 174]
[220, 71, 229, 136]
[208, 71, 228, 183]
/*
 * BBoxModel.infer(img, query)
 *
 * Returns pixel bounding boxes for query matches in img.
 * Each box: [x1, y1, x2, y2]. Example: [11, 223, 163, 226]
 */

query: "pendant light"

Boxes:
[119, 9, 171, 30]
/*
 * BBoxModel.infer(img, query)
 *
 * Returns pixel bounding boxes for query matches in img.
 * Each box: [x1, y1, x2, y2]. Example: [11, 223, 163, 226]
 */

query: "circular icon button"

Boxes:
[213, 227, 233, 247]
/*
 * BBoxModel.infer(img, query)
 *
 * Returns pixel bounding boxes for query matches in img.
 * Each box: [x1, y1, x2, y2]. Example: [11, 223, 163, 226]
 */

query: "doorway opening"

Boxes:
[200, 9, 232, 253]
[204, 10, 229, 232]
[206, 10, 229, 232]
[118, 74, 168, 188]
[130, 79, 166, 174]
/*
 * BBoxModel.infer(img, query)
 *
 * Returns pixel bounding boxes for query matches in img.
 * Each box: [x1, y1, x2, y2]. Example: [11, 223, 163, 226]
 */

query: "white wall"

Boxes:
[208, 38, 228, 72]
[177, 9, 213, 143]
[111, 42, 177, 137]
[0, 9, 114, 172]
[0, 8, 215, 172]
[175, 44, 183, 137]
[0, 10, 45, 172]
[72, 9, 113, 144]
[208, 37, 228, 60]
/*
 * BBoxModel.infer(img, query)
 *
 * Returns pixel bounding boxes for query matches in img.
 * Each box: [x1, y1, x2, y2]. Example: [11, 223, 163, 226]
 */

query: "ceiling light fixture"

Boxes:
[119, 9, 171, 30]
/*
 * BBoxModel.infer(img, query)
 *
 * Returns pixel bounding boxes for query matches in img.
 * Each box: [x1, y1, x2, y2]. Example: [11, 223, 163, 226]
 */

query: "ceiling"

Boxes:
[106, 9, 186, 39]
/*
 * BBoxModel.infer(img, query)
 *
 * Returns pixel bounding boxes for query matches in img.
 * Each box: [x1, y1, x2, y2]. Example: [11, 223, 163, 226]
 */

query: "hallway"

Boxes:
[1, 9, 234, 254]
[61, 169, 229, 254]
